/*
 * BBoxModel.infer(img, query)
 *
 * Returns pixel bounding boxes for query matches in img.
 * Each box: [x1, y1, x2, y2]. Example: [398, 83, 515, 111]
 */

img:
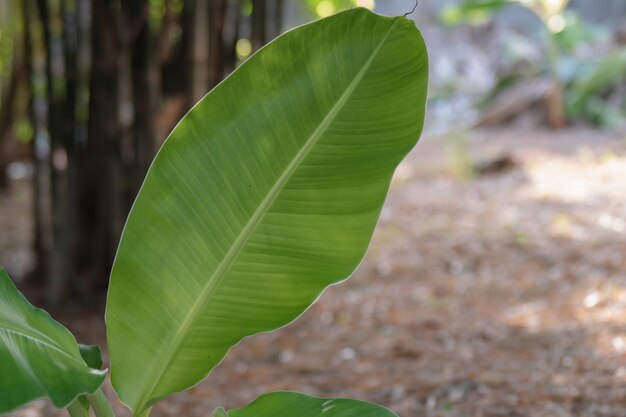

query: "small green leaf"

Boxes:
[226, 392, 398, 417]
[76, 344, 105, 413]
[79, 344, 104, 370]
[0, 268, 106, 413]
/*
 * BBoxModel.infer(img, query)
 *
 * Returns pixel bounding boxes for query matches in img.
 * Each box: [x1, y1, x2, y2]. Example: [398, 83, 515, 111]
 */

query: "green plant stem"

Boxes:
[88, 389, 116, 417]
[136, 406, 153, 417]
[66, 401, 88, 417]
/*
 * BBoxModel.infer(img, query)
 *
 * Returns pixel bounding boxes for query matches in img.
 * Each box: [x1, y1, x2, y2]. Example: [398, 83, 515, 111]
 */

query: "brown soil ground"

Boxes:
[2, 127, 626, 417]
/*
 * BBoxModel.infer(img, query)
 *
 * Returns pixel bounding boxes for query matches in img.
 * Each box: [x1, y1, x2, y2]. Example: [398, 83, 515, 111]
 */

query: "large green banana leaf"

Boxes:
[222, 392, 398, 417]
[106, 7, 428, 415]
[0, 268, 106, 413]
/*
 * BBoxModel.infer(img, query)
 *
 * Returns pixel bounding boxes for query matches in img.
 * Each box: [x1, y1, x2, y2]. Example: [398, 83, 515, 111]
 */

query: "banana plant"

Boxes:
[0, 7, 428, 417]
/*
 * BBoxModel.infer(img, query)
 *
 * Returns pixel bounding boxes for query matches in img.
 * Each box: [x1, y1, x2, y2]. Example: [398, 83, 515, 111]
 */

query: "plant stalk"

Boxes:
[136, 406, 153, 417]
[88, 389, 117, 417]
[66, 400, 88, 417]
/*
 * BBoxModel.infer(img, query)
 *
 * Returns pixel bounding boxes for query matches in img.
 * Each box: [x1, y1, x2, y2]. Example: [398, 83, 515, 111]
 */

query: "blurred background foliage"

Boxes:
[0, 0, 624, 310]
[0, 0, 378, 309]
[441, 0, 626, 130]
[3, 4, 626, 416]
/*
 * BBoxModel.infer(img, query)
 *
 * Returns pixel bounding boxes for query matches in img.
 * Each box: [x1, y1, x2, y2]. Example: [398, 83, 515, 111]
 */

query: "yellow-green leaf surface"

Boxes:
[225, 392, 398, 417]
[0, 268, 106, 413]
[106, 8, 428, 415]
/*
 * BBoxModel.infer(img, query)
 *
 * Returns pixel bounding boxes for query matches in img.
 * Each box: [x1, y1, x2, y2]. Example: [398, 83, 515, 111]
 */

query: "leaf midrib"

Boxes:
[135, 18, 399, 412]
[0, 325, 83, 366]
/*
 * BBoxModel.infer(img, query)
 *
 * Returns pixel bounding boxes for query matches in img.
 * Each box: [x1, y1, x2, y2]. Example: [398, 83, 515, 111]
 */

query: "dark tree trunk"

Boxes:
[190, 0, 209, 104]
[70, 0, 92, 298]
[17, 0, 280, 308]
[223, 0, 241, 75]
[24, 0, 52, 287]
[266, 0, 283, 40]
[78, 0, 120, 298]
[251, 0, 267, 52]
[38, 0, 81, 307]
[0, 36, 21, 189]
[273, 0, 283, 40]
[37, 0, 68, 308]
[208, 0, 227, 88]
[121, 0, 157, 191]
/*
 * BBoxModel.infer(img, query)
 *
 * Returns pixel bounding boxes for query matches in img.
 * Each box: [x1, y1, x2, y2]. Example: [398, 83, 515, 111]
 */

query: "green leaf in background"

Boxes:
[79, 344, 104, 370]
[106, 7, 428, 415]
[224, 392, 398, 417]
[0, 268, 106, 413]
[441, 0, 513, 26]
[568, 50, 626, 111]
